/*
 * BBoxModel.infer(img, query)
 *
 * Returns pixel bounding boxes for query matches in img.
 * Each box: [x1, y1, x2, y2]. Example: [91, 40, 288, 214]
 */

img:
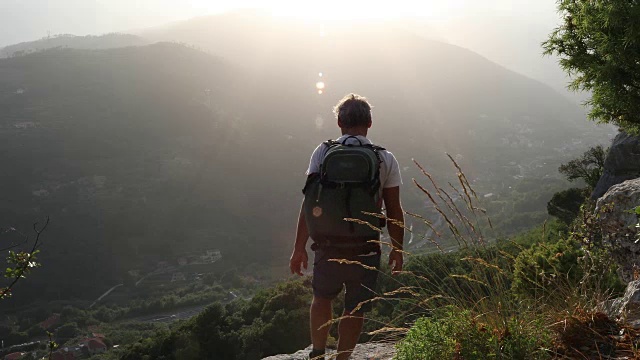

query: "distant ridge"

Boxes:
[0, 33, 149, 58]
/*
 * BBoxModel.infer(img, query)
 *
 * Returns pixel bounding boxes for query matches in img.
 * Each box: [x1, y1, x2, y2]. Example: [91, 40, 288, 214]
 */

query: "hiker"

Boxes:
[289, 93, 405, 360]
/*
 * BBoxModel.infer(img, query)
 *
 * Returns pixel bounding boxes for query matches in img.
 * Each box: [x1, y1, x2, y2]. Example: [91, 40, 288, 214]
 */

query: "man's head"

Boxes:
[333, 93, 372, 132]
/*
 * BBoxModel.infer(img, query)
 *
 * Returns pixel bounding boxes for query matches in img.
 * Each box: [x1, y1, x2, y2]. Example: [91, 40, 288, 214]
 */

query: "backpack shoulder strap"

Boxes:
[362, 143, 386, 165]
[320, 140, 340, 163]
[323, 139, 341, 148]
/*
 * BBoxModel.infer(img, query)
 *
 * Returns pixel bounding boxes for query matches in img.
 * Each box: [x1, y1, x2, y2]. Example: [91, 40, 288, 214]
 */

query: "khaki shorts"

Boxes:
[312, 249, 381, 313]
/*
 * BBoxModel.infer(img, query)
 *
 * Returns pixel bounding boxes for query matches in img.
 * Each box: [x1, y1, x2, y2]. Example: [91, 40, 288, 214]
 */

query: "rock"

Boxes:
[262, 342, 396, 360]
[601, 280, 640, 328]
[595, 178, 640, 282]
[592, 132, 640, 200]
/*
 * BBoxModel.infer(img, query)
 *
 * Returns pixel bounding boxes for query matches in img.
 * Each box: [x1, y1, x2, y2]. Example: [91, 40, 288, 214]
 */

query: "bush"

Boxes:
[512, 238, 583, 301]
[395, 306, 551, 360]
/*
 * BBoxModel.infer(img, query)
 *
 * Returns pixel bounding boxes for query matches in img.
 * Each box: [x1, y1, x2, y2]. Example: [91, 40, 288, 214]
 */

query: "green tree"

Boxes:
[558, 145, 607, 189]
[544, 1, 640, 133]
[547, 188, 588, 225]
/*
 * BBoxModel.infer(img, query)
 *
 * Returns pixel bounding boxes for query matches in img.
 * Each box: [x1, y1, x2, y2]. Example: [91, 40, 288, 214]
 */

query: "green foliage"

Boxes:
[395, 306, 551, 360]
[56, 322, 80, 340]
[512, 238, 584, 301]
[544, 1, 640, 133]
[119, 278, 312, 360]
[547, 187, 588, 225]
[1, 250, 40, 299]
[1, 219, 48, 300]
[558, 145, 607, 189]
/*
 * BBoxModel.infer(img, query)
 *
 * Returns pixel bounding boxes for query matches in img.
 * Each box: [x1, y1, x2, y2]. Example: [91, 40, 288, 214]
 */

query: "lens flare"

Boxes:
[316, 81, 325, 90]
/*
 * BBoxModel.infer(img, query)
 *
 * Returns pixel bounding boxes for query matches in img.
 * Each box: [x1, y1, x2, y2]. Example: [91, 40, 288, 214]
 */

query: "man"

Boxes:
[289, 93, 405, 360]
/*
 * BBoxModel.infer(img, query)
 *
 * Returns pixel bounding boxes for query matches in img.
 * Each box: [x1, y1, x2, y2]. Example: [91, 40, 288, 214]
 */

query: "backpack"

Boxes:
[302, 136, 385, 248]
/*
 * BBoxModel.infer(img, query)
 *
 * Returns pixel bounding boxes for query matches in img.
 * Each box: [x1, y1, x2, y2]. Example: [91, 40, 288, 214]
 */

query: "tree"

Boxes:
[558, 145, 607, 189]
[543, 1, 640, 133]
[547, 188, 587, 225]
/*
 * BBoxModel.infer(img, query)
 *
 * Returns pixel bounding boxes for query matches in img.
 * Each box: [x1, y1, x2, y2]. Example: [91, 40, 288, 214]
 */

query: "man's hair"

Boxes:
[333, 93, 372, 128]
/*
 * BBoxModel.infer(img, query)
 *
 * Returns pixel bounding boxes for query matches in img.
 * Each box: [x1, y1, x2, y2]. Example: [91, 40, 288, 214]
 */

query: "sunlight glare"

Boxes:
[266, 0, 465, 21]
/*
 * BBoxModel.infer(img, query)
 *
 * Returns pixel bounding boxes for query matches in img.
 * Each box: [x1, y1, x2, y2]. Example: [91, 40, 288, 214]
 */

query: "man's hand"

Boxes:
[388, 249, 403, 275]
[289, 249, 308, 276]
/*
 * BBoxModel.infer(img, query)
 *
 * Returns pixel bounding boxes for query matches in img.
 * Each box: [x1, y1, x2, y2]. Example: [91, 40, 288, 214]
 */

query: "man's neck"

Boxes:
[340, 128, 368, 137]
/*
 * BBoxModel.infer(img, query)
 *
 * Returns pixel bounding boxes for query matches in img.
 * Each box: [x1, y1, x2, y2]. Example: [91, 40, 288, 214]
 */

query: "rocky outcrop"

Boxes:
[592, 132, 640, 199]
[595, 178, 640, 282]
[601, 280, 640, 328]
[262, 342, 396, 360]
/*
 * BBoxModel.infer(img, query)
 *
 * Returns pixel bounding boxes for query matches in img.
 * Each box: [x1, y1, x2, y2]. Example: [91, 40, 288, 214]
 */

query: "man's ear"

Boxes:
[338, 118, 344, 128]
[367, 121, 372, 129]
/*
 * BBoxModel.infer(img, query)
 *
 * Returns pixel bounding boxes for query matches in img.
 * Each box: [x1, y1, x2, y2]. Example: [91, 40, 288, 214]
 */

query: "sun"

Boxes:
[263, 0, 455, 22]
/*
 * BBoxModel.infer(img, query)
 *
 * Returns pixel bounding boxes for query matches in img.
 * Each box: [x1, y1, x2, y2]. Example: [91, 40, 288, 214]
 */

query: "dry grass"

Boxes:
[325, 154, 632, 359]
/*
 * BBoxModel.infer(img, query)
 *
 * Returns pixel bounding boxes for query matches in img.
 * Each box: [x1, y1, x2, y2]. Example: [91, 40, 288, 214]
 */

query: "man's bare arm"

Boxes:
[294, 203, 309, 252]
[383, 186, 404, 273]
[290, 202, 309, 275]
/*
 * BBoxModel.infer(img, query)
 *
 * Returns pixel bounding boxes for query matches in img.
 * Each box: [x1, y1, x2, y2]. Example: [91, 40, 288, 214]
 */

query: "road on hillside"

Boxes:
[132, 304, 210, 323]
[131, 292, 244, 324]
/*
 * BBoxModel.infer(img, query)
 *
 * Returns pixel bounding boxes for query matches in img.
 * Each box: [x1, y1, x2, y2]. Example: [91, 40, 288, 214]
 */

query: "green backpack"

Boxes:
[302, 136, 385, 248]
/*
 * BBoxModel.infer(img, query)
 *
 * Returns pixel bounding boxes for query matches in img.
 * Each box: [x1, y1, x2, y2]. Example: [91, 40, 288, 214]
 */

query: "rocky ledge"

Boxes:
[262, 342, 396, 360]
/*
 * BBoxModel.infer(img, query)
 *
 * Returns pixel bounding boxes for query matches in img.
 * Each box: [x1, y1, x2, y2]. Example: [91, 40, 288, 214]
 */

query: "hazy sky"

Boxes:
[0, 0, 561, 47]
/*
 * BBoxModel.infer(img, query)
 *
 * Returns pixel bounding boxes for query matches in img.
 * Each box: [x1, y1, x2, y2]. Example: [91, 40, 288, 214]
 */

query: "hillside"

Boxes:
[0, 14, 613, 306]
[0, 33, 149, 58]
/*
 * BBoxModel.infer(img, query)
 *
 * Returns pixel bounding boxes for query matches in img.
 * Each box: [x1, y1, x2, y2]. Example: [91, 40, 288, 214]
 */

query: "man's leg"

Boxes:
[336, 310, 364, 360]
[337, 252, 380, 360]
[310, 295, 333, 353]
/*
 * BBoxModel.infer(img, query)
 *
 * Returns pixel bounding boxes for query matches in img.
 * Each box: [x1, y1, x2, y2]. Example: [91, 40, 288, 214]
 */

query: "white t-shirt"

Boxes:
[305, 135, 403, 197]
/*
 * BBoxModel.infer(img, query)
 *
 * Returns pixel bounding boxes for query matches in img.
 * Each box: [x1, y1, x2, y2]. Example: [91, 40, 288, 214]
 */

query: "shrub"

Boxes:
[512, 238, 583, 301]
[395, 306, 551, 360]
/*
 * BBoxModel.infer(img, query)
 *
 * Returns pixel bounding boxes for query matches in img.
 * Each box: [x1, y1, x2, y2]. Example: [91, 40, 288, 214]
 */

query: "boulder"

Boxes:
[601, 280, 640, 328]
[262, 342, 396, 360]
[595, 178, 640, 282]
[592, 132, 640, 200]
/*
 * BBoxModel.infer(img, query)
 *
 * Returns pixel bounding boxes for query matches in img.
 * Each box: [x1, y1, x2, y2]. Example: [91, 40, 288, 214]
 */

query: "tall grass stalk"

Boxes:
[325, 155, 622, 359]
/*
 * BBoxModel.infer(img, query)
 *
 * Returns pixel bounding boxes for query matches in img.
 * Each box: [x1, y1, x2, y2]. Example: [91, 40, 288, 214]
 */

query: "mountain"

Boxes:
[0, 33, 149, 58]
[0, 12, 613, 305]
[430, 15, 589, 104]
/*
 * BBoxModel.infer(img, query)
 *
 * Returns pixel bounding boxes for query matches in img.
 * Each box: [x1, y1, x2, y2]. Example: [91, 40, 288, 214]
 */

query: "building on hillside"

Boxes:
[4, 352, 24, 360]
[200, 250, 221, 264]
[39, 313, 61, 330]
[80, 338, 107, 356]
[13, 121, 35, 129]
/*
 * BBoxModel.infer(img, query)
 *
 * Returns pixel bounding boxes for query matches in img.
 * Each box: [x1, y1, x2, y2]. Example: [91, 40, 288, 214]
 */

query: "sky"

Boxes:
[0, 0, 561, 48]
